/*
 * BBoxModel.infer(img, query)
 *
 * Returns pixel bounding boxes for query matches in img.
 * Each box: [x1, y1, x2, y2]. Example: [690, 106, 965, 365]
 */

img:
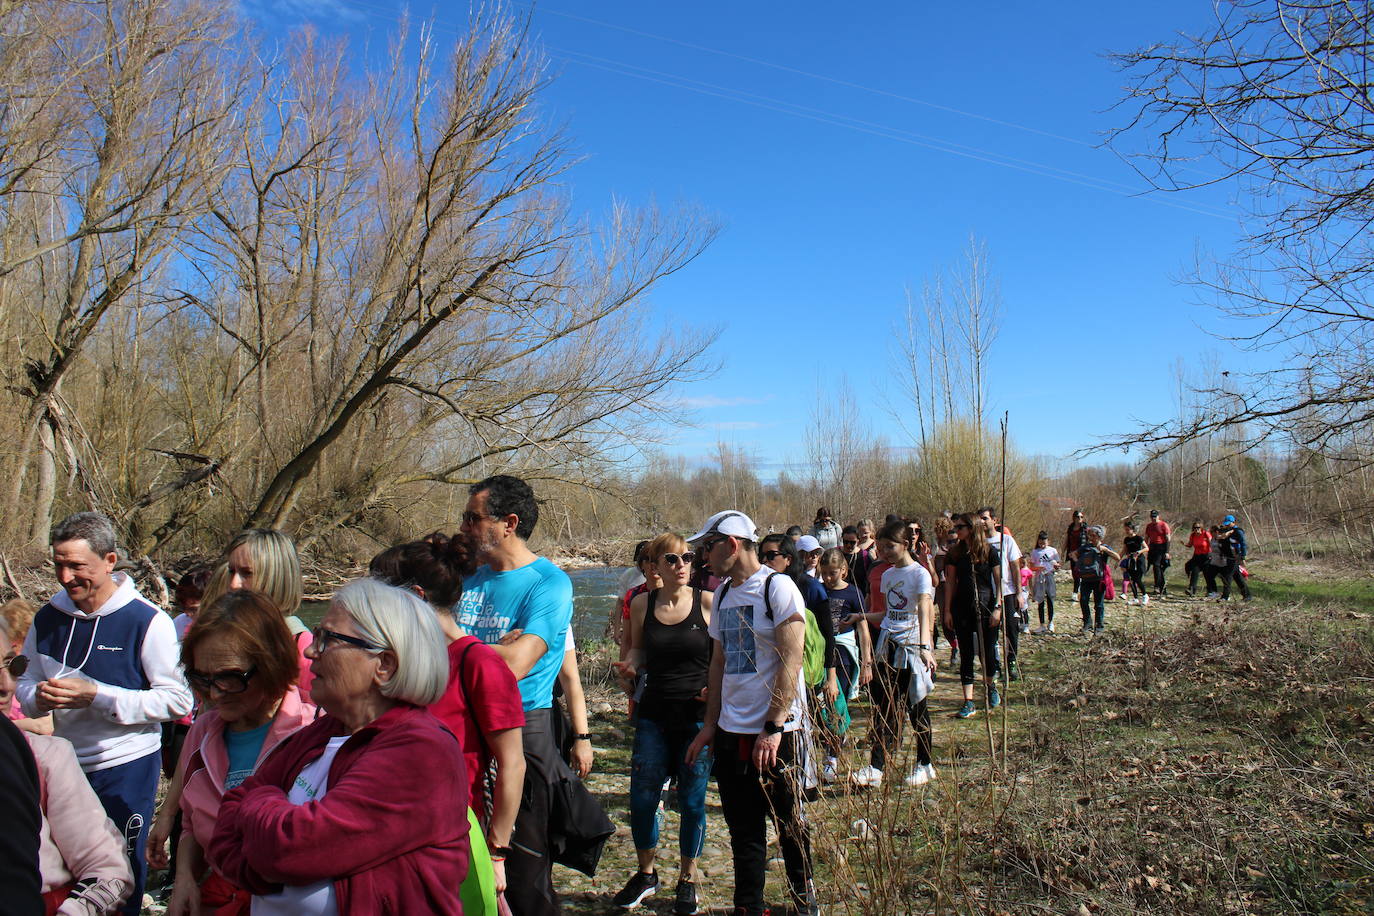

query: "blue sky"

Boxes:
[251, 1, 1261, 477]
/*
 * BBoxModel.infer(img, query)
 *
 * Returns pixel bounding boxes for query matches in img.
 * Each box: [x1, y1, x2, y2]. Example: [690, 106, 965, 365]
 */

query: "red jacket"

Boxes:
[208, 703, 469, 914]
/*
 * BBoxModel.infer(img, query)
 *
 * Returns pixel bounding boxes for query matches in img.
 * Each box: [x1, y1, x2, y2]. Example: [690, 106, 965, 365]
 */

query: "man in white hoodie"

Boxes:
[17, 512, 191, 916]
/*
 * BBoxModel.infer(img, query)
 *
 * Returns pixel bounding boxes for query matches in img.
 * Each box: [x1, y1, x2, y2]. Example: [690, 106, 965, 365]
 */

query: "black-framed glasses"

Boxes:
[1, 654, 28, 678]
[761, 550, 787, 562]
[312, 627, 385, 654]
[842, 540, 858, 547]
[662, 552, 696, 566]
[185, 665, 257, 695]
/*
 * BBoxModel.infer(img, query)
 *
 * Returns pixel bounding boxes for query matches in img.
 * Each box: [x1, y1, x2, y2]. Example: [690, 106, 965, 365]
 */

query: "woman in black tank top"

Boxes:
[611, 534, 714, 912]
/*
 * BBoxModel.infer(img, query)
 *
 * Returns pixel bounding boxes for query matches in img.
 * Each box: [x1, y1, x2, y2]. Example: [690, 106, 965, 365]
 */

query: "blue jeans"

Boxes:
[85, 750, 159, 916]
[630, 715, 711, 857]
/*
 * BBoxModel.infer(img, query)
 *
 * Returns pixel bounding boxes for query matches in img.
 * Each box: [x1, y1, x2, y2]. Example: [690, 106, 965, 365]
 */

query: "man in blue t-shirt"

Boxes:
[457, 474, 574, 916]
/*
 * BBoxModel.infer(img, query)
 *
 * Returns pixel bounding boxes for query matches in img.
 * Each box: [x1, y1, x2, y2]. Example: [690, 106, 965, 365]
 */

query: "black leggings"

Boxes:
[1038, 596, 1055, 625]
[868, 658, 931, 769]
[1123, 558, 1146, 598]
[953, 613, 1001, 685]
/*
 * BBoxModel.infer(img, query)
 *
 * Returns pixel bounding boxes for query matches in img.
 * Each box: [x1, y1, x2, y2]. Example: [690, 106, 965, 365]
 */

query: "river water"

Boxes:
[298, 565, 631, 646]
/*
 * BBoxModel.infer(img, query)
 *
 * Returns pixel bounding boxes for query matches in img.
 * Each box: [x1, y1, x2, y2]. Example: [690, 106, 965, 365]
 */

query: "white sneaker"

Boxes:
[1206, 592, 1219, 599]
[905, 763, 936, 786]
[822, 757, 839, 784]
[1142, 594, 1150, 606]
[1047, 622, 1055, 634]
[851, 765, 883, 788]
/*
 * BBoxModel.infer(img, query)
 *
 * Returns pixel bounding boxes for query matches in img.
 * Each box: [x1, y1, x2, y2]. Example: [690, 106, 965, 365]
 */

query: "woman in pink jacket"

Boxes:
[162, 590, 316, 916]
[1, 616, 132, 915]
[210, 579, 469, 915]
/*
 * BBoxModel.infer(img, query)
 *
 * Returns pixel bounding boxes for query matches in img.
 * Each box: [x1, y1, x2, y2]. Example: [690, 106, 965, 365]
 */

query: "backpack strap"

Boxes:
[762, 572, 783, 622]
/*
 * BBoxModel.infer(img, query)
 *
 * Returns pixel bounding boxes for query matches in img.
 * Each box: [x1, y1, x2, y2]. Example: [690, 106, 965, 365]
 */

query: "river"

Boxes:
[298, 565, 631, 646]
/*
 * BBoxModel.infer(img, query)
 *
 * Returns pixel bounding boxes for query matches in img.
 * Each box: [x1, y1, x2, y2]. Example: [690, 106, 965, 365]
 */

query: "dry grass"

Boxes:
[566, 561, 1374, 914]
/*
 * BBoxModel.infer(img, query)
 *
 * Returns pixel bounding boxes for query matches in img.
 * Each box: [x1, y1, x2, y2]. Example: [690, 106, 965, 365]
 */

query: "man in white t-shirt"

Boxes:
[685, 510, 814, 916]
[979, 507, 1024, 680]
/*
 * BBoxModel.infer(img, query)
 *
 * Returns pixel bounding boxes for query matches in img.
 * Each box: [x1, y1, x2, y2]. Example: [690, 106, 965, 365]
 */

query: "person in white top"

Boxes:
[1028, 532, 1061, 634]
[979, 507, 1024, 680]
[848, 520, 938, 789]
[685, 511, 815, 916]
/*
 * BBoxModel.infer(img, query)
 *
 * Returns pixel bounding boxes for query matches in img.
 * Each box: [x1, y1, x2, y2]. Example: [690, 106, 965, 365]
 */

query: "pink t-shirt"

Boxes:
[428, 636, 526, 817]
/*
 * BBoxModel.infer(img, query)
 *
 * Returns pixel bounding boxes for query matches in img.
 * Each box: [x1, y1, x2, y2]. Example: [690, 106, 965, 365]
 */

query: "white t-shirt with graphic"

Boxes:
[252, 736, 349, 916]
[708, 569, 807, 735]
[879, 563, 933, 644]
[1030, 546, 1060, 577]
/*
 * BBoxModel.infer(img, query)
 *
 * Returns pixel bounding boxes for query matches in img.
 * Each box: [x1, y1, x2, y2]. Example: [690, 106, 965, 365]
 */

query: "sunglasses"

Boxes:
[841, 540, 858, 547]
[954, 523, 970, 530]
[662, 552, 696, 566]
[761, 550, 787, 562]
[1, 654, 28, 678]
[185, 665, 257, 695]
[311, 626, 385, 654]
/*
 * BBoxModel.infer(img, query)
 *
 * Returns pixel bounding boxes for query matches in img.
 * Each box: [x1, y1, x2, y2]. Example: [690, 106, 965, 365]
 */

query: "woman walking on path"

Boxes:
[811, 509, 842, 550]
[1120, 522, 1149, 606]
[1029, 531, 1060, 634]
[851, 521, 937, 786]
[613, 533, 715, 914]
[944, 515, 1003, 718]
[1071, 526, 1120, 634]
[1184, 521, 1212, 596]
[1064, 510, 1087, 597]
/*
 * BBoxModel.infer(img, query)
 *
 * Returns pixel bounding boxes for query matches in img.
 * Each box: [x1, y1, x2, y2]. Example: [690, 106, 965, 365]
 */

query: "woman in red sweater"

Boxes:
[210, 579, 468, 915]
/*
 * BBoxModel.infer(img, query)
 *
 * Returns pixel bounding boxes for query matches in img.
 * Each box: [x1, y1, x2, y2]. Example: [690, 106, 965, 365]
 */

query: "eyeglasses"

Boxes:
[461, 511, 497, 526]
[841, 540, 858, 547]
[1, 654, 28, 678]
[185, 665, 257, 695]
[761, 550, 787, 562]
[311, 627, 385, 654]
[662, 552, 696, 566]
[953, 523, 970, 530]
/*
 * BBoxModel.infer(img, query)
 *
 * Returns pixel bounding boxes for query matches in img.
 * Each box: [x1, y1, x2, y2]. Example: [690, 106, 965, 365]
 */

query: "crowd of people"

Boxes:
[0, 482, 1254, 916]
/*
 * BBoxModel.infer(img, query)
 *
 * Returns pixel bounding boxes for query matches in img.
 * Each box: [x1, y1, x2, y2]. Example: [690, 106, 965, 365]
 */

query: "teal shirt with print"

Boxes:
[456, 557, 573, 711]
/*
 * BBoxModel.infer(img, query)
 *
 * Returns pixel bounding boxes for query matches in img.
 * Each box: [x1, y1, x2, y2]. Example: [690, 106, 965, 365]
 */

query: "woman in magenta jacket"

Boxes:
[210, 579, 468, 915]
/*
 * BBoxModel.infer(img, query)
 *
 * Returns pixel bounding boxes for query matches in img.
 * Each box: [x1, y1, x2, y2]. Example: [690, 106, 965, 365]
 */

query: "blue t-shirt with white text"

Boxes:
[456, 558, 573, 711]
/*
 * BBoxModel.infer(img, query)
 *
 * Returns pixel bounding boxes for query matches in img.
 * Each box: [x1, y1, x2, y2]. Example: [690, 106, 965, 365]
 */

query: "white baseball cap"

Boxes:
[796, 535, 822, 553]
[687, 510, 758, 545]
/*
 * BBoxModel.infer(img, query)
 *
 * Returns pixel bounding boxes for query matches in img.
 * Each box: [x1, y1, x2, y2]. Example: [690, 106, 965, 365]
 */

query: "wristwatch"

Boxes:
[763, 720, 785, 735]
[574, 733, 592, 741]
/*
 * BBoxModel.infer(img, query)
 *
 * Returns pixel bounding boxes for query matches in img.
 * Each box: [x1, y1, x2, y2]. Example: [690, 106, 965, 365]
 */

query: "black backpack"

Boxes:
[1077, 543, 1103, 580]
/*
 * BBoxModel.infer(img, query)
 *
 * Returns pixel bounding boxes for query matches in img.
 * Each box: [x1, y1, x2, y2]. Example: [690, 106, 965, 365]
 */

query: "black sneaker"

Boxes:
[1008, 660, 1021, 681]
[614, 871, 660, 909]
[674, 879, 699, 915]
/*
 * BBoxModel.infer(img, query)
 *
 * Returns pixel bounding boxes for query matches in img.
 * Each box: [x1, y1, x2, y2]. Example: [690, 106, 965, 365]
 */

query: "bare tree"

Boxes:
[1102, 0, 1374, 488]
[0, 0, 244, 546]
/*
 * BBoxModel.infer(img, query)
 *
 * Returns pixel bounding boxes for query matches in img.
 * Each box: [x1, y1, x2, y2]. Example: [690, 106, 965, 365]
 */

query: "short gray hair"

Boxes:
[51, 512, 119, 557]
[1088, 525, 1106, 539]
[332, 578, 448, 706]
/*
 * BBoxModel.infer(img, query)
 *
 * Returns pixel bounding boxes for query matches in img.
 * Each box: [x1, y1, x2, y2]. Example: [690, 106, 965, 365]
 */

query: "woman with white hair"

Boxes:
[209, 579, 469, 914]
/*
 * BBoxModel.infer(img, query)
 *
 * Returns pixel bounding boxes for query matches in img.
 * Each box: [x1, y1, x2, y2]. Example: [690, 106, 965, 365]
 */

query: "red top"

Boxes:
[209, 704, 469, 915]
[867, 562, 892, 613]
[1187, 530, 1211, 555]
[428, 635, 525, 815]
[1146, 521, 1172, 545]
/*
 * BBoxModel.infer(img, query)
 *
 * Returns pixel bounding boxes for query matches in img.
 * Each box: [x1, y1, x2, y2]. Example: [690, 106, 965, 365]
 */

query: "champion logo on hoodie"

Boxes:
[96, 644, 123, 651]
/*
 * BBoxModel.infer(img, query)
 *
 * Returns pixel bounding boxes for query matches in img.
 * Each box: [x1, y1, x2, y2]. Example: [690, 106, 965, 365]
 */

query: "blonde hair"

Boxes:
[1, 598, 38, 646]
[819, 548, 847, 572]
[204, 529, 303, 616]
[644, 532, 688, 564]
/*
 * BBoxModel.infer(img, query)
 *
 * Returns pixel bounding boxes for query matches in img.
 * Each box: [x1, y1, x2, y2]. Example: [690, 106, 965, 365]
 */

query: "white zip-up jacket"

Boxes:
[17, 574, 192, 772]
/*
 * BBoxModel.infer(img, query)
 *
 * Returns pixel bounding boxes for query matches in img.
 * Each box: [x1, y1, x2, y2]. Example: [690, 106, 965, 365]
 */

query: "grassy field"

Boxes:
[559, 560, 1374, 915]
